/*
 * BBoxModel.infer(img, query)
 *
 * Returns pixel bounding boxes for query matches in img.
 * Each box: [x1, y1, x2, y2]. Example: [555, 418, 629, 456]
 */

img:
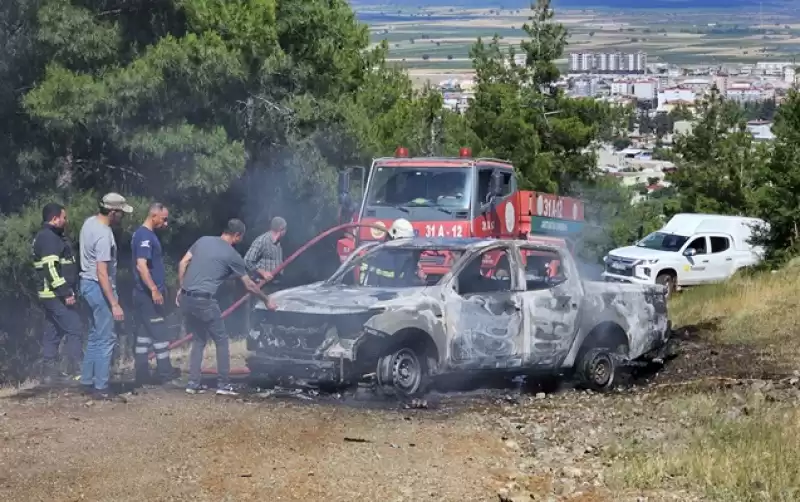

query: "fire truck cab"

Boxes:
[337, 147, 585, 280]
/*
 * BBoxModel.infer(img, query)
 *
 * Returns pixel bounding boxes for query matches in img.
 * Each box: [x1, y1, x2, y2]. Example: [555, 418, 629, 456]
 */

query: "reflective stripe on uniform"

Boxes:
[34, 255, 67, 291]
[155, 352, 170, 360]
[153, 342, 170, 350]
[136, 337, 152, 344]
[359, 262, 395, 284]
[149, 317, 165, 323]
[134, 347, 149, 354]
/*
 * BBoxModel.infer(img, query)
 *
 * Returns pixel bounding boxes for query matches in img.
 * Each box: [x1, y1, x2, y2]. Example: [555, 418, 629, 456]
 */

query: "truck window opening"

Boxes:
[636, 231, 689, 252]
[477, 169, 512, 203]
[367, 167, 473, 210]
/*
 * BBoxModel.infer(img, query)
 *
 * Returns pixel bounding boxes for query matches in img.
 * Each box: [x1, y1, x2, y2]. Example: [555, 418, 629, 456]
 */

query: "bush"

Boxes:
[0, 191, 152, 383]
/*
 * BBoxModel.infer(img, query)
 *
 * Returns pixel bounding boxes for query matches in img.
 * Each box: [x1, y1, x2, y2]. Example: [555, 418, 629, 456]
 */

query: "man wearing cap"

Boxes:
[177, 218, 273, 396]
[78, 192, 132, 400]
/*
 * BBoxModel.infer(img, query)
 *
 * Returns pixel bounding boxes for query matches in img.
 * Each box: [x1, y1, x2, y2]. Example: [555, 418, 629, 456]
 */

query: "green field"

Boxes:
[360, 4, 800, 74]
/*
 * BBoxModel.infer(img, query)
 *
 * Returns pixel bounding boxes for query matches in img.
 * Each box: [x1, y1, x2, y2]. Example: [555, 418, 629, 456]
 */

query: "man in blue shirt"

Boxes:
[132, 202, 176, 385]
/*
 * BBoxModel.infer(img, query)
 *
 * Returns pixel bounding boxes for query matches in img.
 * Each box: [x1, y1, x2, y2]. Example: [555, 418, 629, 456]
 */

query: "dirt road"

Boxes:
[1, 329, 796, 502]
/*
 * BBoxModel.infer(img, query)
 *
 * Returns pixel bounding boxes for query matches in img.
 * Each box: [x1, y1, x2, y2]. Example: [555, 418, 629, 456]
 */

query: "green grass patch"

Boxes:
[610, 391, 800, 502]
[392, 60, 475, 70]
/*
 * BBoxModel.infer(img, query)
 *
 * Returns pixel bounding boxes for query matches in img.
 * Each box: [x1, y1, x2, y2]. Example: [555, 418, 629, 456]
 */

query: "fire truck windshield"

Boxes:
[366, 166, 473, 216]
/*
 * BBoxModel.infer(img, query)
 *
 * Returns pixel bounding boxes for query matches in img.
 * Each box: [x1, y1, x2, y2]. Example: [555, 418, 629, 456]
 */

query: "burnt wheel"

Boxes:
[577, 347, 618, 392]
[376, 347, 429, 398]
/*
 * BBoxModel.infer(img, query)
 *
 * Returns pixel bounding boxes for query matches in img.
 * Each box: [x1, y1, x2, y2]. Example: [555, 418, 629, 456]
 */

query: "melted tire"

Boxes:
[577, 347, 619, 392]
[375, 346, 430, 398]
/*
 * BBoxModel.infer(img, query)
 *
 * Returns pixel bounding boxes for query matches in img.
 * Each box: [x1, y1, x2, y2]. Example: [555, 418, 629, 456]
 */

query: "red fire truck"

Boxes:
[336, 147, 585, 277]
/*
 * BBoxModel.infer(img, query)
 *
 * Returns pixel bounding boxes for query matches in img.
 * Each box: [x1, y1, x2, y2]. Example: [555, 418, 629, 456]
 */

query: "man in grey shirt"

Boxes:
[78, 192, 133, 400]
[177, 218, 272, 396]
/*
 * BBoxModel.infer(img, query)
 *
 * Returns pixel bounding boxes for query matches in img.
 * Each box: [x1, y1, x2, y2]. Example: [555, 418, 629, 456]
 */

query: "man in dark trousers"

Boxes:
[176, 219, 273, 396]
[32, 202, 83, 385]
[132, 202, 177, 386]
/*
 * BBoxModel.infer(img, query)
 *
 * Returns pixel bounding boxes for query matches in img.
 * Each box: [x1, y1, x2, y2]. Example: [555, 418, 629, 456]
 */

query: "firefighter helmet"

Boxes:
[388, 218, 414, 239]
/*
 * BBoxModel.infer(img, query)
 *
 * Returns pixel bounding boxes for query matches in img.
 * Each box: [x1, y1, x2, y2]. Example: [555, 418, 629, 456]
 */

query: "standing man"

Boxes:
[79, 192, 133, 399]
[132, 203, 177, 386]
[32, 202, 83, 385]
[244, 216, 287, 282]
[177, 219, 273, 396]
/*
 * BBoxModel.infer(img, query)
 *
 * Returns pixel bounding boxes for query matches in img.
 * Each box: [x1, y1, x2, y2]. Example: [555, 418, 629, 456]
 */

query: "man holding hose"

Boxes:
[176, 218, 272, 396]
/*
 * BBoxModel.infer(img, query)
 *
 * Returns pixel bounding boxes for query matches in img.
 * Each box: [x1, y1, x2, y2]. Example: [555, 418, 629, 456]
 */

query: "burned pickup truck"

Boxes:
[246, 238, 672, 396]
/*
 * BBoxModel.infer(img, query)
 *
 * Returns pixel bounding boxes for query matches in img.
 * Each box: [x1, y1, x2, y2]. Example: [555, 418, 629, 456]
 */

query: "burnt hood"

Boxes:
[255, 282, 429, 314]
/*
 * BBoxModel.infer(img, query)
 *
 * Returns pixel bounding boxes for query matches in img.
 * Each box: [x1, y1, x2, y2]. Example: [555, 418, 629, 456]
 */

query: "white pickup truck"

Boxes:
[602, 213, 767, 296]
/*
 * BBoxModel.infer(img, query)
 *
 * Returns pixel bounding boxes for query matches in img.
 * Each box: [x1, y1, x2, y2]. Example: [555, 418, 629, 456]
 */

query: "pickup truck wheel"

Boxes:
[376, 347, 429, 398]
[656, 273, 676, 299]
[577, 347, 619, 392]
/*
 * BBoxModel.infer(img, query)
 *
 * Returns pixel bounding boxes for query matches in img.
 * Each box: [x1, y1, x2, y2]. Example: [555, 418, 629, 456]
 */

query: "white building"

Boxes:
[569, 53, 580, 72]
[635, 52, 647, 73]
[626, 53, 636, 73]
[633, 79, 657, 101]
[580, 53, 594, 72]
[785, 66, 797, 85]
[609, 52, 621, 72]
[745, 120, 775, 141]
[680, 78, 712, 94]
[756, 61, 793, 76]
[657, 87, 696, 110]
[611, 80, 632, 96]
[597, 53, 609, 72]
[725, 83, 764, 103]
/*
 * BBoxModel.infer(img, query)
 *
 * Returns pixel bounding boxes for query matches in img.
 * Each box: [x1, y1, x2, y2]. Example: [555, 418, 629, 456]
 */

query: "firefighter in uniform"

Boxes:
[359, 219, 423, 287]
[32, 202, 83, 385]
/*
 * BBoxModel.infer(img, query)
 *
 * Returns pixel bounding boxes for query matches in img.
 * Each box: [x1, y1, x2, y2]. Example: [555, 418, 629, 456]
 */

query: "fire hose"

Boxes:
[146, 222, 388, 376]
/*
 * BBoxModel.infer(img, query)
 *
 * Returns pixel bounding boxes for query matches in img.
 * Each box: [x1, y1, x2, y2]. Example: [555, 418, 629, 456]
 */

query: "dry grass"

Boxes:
[169, 337, 250, 372]
[612, 270, 800, 501]
[611, 391, 800, 502]
[670, 270, 800, 367]
[0, 379, 38, 399]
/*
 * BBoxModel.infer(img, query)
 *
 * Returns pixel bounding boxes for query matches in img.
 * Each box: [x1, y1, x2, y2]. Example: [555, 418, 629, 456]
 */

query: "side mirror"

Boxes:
[489, 170, 504, 197]
[337, 169, 353, 224]
[683, 248, 697, 257]
[337, 169, 351, 198]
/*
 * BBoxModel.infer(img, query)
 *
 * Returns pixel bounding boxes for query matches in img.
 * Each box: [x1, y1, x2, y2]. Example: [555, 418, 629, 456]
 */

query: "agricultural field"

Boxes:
[356, 4, 800, 84]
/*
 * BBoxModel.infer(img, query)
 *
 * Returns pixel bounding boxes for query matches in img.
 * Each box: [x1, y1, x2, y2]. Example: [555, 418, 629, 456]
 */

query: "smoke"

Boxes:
[233, 139, 347, 287]
[567, 179, 643, 281]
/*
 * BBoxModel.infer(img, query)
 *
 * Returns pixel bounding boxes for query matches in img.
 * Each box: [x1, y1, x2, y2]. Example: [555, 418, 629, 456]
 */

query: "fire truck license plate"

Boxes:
[424, 224, 463, 238]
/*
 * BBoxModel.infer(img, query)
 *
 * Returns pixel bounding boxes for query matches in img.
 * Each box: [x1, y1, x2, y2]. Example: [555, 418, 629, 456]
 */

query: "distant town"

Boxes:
[433, 53, 797, 200]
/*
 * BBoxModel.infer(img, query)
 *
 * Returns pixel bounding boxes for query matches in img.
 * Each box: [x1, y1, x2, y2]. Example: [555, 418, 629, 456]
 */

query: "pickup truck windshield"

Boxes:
[367, 166, 472, 211]
[332, 247, 462, 287]
[637, 231, 689, 252]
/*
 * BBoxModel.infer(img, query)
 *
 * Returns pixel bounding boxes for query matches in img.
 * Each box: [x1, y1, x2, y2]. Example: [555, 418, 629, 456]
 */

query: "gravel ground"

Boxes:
[0, 331, 792, 502]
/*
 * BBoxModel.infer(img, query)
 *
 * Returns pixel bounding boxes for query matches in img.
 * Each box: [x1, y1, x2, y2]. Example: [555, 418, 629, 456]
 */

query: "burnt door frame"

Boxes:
[445, 244, 526, 369]
[517, 244, 582, 367]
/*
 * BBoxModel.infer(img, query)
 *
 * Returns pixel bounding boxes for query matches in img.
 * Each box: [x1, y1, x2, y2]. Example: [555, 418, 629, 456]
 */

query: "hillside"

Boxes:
[3, 271, 800, 501]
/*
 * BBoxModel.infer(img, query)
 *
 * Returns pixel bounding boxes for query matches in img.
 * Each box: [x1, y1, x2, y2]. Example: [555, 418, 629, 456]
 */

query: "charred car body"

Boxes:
[246, 238, 672, 396]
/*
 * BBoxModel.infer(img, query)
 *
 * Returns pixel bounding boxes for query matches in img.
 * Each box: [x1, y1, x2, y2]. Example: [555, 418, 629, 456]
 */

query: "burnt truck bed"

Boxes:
[246, 238, 672, 395]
